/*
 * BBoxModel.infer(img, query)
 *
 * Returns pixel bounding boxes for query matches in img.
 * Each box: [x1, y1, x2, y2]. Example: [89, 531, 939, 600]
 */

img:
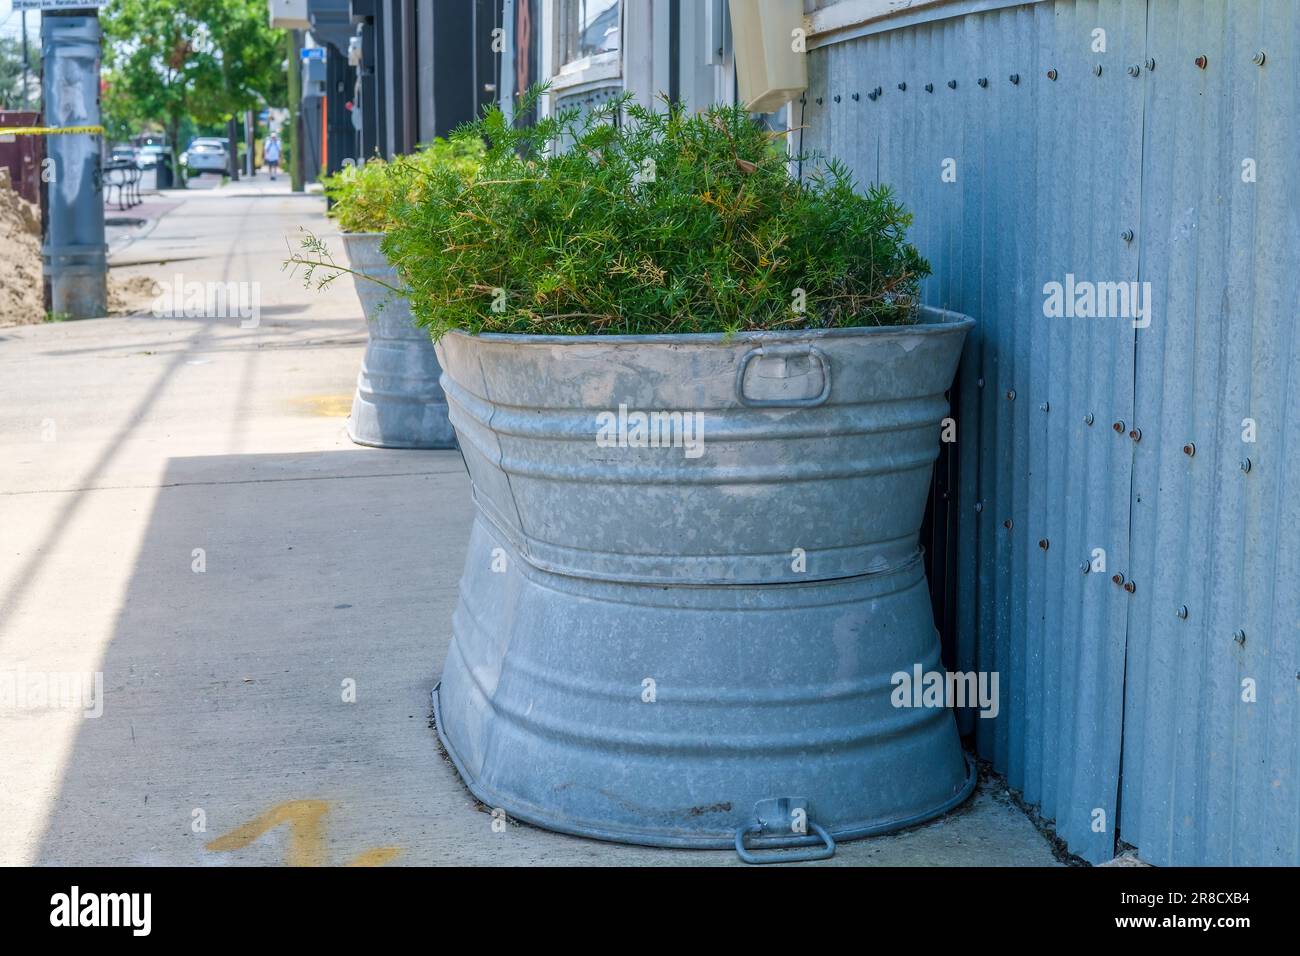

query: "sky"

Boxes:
[0, 2, 42, 42]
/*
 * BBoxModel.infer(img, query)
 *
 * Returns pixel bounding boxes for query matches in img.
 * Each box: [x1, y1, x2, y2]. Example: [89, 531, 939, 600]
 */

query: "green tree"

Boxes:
[0, 34, 40, 110]
[101, 0, 288, 184]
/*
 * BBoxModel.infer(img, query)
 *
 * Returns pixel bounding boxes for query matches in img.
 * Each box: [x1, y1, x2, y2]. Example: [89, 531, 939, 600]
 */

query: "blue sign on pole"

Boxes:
[301, 48, 326, 61]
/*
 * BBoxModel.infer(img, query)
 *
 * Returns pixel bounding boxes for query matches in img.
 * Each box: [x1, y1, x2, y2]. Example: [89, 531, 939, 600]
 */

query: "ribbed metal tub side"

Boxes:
[341, 232, 455, 449]
[432, 308, 976, 847]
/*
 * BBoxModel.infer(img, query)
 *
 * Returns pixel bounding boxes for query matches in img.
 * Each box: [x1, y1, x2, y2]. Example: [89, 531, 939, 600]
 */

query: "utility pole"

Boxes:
[20, 11, 29, 110]
[42, 7, 107, 320]
[288, 29, 303, 192]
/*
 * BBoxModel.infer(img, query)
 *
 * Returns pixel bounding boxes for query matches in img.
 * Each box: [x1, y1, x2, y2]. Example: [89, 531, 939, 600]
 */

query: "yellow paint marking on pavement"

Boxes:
[346, 847, 402, 867]
[206, 799, 402, 866]
[205, 799, 329, 867]
[292, 394, 353, 417]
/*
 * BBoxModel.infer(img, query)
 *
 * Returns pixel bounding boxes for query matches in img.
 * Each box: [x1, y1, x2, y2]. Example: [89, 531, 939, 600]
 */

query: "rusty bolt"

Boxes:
[1176, 605, 1188, 620]
[1124, 581, 1136, 594]
[1112, 573, 1125, 586]
[1233, 629, 1246, 646]
[1047, 69, 1058, 81]
[1183, 442, 1196, 457]
[1195, 55, 1208, 69]
[1113, 421, 1126, 433]
[1252, 51, 1266, 66]
[1038, 538, 1050, 551]
[1129, 427, 1142, 442]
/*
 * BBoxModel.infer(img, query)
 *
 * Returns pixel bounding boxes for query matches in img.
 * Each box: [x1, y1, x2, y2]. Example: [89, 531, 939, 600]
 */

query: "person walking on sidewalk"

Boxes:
[264, 134, 282, 181]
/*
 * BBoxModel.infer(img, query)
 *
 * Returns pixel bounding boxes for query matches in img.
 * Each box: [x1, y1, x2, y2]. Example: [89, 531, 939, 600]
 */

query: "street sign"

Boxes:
[301, 48, 326, 61]
[13, 1, 109, 9]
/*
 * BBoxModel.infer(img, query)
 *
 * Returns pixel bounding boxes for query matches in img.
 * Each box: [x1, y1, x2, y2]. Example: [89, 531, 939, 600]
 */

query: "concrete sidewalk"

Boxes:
[0, 175, 1060, 866]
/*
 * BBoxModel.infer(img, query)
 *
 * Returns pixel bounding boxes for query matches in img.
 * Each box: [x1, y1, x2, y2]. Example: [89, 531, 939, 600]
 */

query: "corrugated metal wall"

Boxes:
[802, 0, 1299, 865]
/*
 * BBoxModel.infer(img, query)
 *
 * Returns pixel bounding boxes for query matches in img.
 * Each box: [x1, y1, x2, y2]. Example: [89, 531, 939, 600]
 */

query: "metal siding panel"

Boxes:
[1124, 0, 1300, 867]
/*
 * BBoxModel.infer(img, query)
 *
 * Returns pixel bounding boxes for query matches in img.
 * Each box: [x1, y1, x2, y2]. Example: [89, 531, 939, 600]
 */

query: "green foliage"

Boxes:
[382, 93, 930, 338]
[0, 34, 39, 110]
[101, 0, 287, 183]
[322, 138, 485, 234]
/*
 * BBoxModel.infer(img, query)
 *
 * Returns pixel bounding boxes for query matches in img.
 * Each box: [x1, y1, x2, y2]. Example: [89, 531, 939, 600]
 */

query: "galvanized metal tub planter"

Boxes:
[432, 306, 977, 853]
[342, 232, 455, 449]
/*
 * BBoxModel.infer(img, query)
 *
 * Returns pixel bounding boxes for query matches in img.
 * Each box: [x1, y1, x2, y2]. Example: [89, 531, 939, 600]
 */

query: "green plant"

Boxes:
[380, 92, 929, 338]
[322, 138, 485, 234]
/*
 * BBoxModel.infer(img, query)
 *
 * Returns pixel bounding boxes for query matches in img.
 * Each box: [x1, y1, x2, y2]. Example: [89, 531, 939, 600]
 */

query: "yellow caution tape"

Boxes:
[0, 125, 106, 136]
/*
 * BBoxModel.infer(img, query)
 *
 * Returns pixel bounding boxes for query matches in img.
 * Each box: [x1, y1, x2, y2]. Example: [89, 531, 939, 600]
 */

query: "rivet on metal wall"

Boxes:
[898, 82, 907, 91]
[978, 77, 988, 87]
[1176, 605, 1188, 619]
[1195, 55, 1208, 69]
[1093, 63, 1103, 76]
[1003, 519, 1013, 529]
[815, 97, 823, 105]
[1252, 51, 1266, 66]
[974, 501, 984, 513]
[976, 377, 985, 387]
[1128, 64, 1140, 77]
[1046, 69, 1058, 81]
[1080, 561, 1090, 574]
[874, 86, 883, 98]
[1145, 57, 1156, 70]
[1009, 73, 1020, 85]
[1129, 427, 1142, 442]
[851, 92, 860, 101]
[1183, 442, 1196, 456]
[1124, 581, 1136, 594]
[1112, 572, 1126, 586]
[925, 83, 934, 93]
[1038, 538, 1050, 551]
[1006, 389, 1016, 401]
[1113, 420, 1126, 433]
[1040, 401, 1050, 412]
[1240, 458, 1252, 473]
[867, 91, 878, 101]
[1121, 229, 1135, 242]
[834, 94, 842, 103]
[1233, 629, 1246, 646]
[948, 79, 957, 89]
[1085, 413, 1095, 426]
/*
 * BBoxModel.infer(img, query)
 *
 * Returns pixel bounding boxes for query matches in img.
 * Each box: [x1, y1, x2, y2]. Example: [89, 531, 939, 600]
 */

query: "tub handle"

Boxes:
[733, 797, 836, 864]
[736, 345, 832, 408]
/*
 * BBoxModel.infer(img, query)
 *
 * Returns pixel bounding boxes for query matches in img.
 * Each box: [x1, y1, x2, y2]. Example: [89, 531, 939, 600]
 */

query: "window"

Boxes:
[558, 0, 621, 70]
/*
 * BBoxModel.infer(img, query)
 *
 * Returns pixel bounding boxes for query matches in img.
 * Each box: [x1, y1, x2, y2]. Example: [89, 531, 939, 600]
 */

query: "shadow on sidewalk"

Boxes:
[32, 449, 470, 866]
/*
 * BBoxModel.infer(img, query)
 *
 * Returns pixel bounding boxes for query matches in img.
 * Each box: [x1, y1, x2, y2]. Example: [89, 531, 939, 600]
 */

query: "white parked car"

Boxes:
[181, 138, 230, 175]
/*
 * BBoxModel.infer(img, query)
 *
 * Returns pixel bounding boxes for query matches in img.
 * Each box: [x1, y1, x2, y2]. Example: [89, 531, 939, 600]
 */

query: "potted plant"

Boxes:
[315, 139, 481, 449]
[387, 97, 976, 857]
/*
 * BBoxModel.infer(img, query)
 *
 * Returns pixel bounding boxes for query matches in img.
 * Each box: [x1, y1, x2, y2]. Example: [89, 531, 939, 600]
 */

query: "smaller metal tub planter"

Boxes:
[432, 306, 977, 854]
[341, 232, 455, 449]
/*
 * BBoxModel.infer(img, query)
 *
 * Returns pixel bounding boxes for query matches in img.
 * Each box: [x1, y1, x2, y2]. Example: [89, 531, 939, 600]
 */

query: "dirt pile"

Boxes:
[0, 167, 44, 326]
